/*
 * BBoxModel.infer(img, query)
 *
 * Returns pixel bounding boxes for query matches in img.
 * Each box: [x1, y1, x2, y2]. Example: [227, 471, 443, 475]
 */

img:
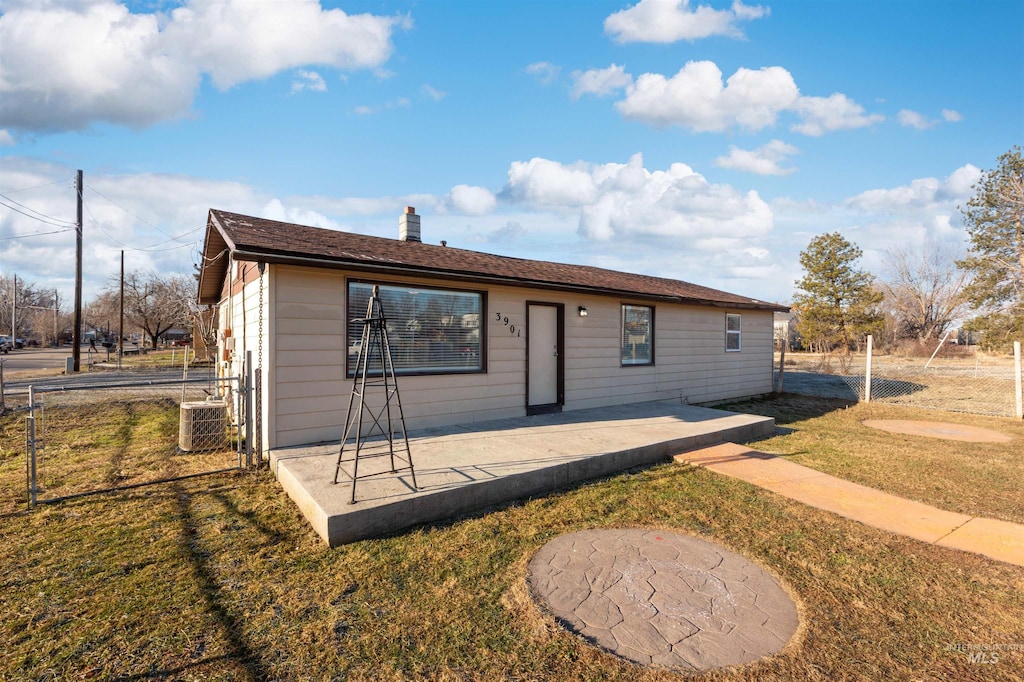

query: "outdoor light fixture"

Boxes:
[578, 306, 588, 317]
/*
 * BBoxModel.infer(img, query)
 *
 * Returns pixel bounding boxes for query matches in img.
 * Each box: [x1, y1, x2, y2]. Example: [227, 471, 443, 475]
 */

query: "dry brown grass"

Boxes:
[730, 393, 1024, 525]
[1, 397, 1022, 680]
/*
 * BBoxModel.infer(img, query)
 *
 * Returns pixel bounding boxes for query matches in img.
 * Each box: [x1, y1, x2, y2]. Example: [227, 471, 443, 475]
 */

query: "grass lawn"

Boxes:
[1, 394, 1022, 680]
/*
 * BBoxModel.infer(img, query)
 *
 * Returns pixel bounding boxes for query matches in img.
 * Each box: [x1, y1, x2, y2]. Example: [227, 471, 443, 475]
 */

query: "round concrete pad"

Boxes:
[863, 419, 1013, 442]
[527, 528, 799, 671]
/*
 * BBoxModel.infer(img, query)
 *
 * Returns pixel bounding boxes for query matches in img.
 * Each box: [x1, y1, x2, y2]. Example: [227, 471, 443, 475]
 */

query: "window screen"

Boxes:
[347, 281, 484, 375]
[621, 304, 654, 365]
[726, 313, 742, 351]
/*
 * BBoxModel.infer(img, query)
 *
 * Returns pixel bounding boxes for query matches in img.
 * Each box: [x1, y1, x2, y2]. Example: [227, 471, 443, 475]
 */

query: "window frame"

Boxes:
[620, 303, 655, 366]
[346, 279, 487, 377]
[726, 313, 742, 352]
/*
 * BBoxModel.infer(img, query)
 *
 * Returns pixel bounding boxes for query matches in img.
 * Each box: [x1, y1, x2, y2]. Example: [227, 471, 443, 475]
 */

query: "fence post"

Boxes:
[776, 331, 787, 393]
[245, 350, 254, 469]
[1014, 341, 1022, 420]
[863, 335, 873, 403]
[26, 385, 37, 507]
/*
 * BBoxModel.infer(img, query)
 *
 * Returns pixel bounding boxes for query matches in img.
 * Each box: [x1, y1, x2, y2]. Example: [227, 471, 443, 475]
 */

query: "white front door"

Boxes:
[527, 303, 562, 413]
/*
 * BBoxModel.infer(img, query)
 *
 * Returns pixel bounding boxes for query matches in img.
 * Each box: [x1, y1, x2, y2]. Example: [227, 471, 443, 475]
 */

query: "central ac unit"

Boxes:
[179, 400, 228, 452]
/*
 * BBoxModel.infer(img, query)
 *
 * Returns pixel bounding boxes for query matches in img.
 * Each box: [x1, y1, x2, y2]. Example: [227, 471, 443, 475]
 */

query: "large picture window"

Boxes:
[347, 281, 484, 375]
[726, 313, 742, 351]
[621, 304, 654, 365]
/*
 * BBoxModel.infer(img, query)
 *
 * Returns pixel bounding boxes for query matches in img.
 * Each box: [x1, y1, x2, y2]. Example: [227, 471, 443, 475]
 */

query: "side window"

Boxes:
[726, 313, 741, 352]
[621, 304, 654, 365]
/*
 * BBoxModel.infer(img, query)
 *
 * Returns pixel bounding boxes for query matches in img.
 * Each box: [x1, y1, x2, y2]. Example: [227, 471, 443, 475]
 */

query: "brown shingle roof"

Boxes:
[198, 209, 787, 311]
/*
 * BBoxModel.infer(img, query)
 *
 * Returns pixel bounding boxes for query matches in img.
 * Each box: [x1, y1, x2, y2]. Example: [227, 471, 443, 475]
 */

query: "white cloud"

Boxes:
[714, 139, 799, 175]
[0, 130, 14, 146]
[163, 0, 405, 89]
[293, 196, 438, 220]
[261, 199, 341, 230]
[447, 185, 497, 215]
[942, 109, 963, 122]
[604, 0, 769, 44]
[616, 61, 799, 132]
[845, 164, 981, 213]
[0, 158, 265, 299]
[291, 70, 328, 94]
[791, 93, 885, 136]
[613, 61, 884, 136]
[571, 64, 633, 100]
[942, 164, 981, 196]
[897, 108, 937, 130]
[524, 61, 561, 84]
[504, 158, 601, 207]
[353, 98, 411, 115]
[488, 221, 527, 243]
[422, 84, 447, 101]
[0, 0, 405, 132]
[503, 153, 773, 242]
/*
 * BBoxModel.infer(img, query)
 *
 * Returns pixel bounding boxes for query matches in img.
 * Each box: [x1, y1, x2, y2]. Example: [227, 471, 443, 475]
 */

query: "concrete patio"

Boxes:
[269, 400, 776, 546]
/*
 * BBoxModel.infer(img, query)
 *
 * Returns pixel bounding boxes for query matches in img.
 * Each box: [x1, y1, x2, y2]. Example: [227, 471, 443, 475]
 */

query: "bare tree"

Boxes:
[880, 243, 968, 341]
[0, 275, 65, 345]
[84, 290, 120, 341]
[105, 271, 195, 349]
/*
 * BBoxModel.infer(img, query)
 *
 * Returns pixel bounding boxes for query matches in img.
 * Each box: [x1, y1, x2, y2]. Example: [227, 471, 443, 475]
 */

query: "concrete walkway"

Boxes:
[674, 443, 1024, 568]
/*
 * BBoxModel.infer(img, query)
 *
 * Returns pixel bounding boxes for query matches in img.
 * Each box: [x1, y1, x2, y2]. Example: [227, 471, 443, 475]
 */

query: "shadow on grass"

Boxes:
[212, 488, 289, 548]
[719, 392, 859, 426]
[156, 483, 270, 681]
[113, 654, 238, 681]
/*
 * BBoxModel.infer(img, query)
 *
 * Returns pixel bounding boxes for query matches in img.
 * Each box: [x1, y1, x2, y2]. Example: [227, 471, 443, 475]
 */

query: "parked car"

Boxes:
[0, 335, 12, 353]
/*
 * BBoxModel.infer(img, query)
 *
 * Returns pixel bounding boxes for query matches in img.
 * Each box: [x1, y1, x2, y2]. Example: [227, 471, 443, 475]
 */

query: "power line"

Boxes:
[81, 198, 202, 253]
[0, 192, 77, 225]
[0, 197, 77, 227]
[0, 178, 69, 194]
[0, 226, 75, 241]
[82, 199, 134, 250]
[84, 182, 189, 244]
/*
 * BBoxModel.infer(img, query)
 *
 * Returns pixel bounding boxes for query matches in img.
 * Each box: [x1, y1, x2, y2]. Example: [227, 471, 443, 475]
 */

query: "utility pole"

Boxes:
[72, 170, 83, 372]
[10, 273, 15, 341]
[119, 250, 124, 369]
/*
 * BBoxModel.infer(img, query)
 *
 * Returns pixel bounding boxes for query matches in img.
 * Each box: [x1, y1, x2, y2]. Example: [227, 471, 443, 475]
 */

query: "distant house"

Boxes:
[773, 311, 801, 350]
[197, 207, 788, 453]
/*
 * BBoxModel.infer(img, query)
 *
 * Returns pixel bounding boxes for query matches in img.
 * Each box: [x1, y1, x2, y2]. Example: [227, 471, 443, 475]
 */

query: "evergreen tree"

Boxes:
[956, 147, 1024, 350]
[793, 232, 883, 352]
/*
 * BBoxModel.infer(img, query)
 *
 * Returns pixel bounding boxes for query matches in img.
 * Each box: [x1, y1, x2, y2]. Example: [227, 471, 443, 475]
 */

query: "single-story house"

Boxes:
[197, 207, 789, 454]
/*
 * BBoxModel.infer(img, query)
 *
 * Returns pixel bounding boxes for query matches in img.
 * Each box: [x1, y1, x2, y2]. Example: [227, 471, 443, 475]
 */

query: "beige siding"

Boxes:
[271, 268, 529, 448]
[265, 265, 775, 449]
[215, 259, 272, 453]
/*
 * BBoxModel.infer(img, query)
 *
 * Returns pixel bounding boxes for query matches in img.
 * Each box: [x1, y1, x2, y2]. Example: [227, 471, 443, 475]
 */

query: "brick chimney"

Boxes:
[399, 206, 421, 242]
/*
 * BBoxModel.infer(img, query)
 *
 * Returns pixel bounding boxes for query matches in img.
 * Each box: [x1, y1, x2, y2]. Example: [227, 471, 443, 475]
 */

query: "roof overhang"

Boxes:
[196, 208, 789, 313]
[223, 247, 789, 312]
[196, 212, 234, 305]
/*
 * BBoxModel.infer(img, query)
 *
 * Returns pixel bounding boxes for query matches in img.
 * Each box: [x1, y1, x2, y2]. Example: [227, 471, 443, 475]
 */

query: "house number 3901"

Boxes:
[494, 312, 521, 337]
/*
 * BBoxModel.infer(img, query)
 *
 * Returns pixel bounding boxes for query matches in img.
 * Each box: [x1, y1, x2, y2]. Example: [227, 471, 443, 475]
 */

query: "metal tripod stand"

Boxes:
[333, 285, 417, 503]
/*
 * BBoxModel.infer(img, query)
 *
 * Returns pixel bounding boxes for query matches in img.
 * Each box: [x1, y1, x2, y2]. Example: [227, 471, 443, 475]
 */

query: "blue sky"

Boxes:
[1, 0, 1022, 306]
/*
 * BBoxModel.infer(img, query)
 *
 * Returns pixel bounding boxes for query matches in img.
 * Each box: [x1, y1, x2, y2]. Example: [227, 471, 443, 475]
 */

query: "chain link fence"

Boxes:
[775, 340, 1024, 418]
[0, 361, 255, 512]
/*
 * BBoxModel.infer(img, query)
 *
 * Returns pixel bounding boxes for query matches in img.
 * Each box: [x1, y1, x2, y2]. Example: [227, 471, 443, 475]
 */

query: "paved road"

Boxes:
[0, 346, 76, 375]
[1, 348, 214, 398]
